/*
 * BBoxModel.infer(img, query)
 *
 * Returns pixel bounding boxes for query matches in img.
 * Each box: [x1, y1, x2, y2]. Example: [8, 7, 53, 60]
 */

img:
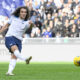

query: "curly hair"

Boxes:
[12, 6, 30, 21]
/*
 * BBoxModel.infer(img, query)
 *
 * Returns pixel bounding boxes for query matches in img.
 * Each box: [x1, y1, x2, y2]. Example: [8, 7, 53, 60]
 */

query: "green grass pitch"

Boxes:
[0, 62, 80, 80]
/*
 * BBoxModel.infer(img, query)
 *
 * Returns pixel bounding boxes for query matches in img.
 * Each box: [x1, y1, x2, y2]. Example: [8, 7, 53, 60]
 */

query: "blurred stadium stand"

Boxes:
[0, 0, 80, 38]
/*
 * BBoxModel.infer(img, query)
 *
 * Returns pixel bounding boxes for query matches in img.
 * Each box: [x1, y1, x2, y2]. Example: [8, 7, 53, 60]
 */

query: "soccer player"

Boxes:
[0, 6, 33, 76]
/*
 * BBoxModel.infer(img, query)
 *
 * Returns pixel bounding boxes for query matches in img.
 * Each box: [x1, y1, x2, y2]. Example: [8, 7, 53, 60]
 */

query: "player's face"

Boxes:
[19, 8, 27, 20]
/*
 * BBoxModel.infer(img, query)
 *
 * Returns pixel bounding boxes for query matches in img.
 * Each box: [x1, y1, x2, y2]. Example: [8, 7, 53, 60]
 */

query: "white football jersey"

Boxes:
[6, 16, 30, 40]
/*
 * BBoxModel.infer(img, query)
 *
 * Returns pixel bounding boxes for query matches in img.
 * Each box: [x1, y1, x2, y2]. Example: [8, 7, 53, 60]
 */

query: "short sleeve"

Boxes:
[8, 16, 14, 24]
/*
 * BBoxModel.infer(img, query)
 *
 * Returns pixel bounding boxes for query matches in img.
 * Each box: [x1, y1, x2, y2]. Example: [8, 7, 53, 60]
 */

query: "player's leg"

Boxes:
[5, 36, 32, 64]
[6, 54, 17, 76]
[5, 36, 32, 76]
[5, 37, 17, 75]
[11, 45, 32, 64]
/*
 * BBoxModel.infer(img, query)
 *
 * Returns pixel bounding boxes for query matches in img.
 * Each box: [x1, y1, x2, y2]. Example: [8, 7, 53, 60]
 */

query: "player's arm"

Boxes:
[28, 20, 35, 29]
[0, 23, 10, 34]
[0, 16, 13, 34]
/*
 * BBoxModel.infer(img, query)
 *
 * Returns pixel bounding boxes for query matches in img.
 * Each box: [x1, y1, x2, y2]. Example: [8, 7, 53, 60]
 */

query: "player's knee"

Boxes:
[11, 45, 18, 53]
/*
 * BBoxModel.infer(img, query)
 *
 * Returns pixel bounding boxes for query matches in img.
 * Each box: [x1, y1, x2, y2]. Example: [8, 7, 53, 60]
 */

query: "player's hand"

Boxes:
[29, 20, 33, 24]
[0, 26, 2, 34]
[29, 20, 34, 29]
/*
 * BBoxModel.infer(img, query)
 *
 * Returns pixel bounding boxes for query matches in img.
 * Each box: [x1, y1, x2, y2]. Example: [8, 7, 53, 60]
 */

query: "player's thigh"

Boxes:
[11, 45, 18, 53]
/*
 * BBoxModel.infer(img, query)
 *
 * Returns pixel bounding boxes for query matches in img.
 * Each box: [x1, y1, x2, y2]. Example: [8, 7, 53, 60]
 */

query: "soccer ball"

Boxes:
[74, 56, 80, 66]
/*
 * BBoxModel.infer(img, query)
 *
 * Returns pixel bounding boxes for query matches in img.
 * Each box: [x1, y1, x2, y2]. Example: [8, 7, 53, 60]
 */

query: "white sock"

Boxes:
[8, 59, 16, 73]
[14, 50, 27, 61]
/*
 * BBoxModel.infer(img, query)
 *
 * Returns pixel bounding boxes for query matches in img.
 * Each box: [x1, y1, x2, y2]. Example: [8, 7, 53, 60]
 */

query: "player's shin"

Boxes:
[14, 50, 27, 61]
[7, 59, 17, 73]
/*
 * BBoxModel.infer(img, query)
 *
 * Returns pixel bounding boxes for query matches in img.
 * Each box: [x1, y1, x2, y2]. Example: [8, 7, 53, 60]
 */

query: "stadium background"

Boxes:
[0, 0, 80, 61]
[0, 0, 80, 62]
[0, 0, 80, 38]
[0, 38, 80, 62]
[0, 0, 80, 80]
